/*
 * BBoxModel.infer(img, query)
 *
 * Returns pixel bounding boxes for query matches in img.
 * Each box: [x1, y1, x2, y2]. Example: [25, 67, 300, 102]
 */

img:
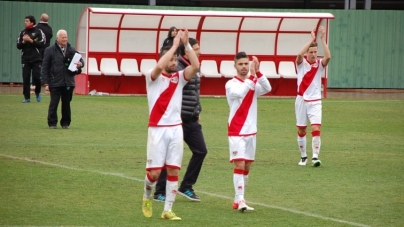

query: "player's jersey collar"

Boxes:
[162, 72, 177, 78]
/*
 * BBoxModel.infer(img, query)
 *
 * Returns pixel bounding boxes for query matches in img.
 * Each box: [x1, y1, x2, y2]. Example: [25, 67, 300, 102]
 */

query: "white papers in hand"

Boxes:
[68, 53, 82, 72]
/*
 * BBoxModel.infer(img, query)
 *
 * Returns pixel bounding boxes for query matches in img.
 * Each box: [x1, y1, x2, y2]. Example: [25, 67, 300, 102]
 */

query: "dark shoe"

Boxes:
[49, 126, 57, 129]
[36, 94, 41, 102]
[312, 158, 322, 167]
[22, 99, 30, 103]
[153, 194, 166, 202]
[62, 125, 69, 129]
[178, 189, 201, 201]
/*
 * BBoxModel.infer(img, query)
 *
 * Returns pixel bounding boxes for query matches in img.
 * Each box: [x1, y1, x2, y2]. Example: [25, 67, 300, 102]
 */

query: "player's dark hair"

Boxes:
[159, 45, 177, 59]
[167, 26, 177, 38]
[234, 51, 248, 62]
[178, 38, 199, 56]
[25, 15, 36, 25]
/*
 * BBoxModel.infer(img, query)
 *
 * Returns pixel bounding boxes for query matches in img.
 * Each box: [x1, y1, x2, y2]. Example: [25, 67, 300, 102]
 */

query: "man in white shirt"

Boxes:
[141, 28, 199, 221]
[295, 26, 331, 167]
[225, 52, 271, 212]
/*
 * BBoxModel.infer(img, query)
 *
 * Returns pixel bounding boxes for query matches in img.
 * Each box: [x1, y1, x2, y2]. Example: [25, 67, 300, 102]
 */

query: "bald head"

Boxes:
[40, 13, 49, 22]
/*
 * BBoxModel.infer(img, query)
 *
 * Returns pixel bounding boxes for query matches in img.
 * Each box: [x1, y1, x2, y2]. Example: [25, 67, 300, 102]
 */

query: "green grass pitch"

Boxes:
[0, 94, 403, 227]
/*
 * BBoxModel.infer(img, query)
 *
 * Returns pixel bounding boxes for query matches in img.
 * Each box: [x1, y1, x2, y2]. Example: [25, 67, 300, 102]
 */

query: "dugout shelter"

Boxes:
[75, 7, 334, 96]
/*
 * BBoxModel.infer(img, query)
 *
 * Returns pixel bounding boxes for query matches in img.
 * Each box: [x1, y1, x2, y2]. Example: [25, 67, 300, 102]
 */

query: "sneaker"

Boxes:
[298, 156, 307, 166]
[153, 194, 166, 202]
[36, 94, 41, 102]
[233, 202, 254, 210]
[233, 200, 254, 212]
[142, 197, 152, 218]
[245, 204, 255, 211]
[49, 126, 57, 129]
[62, 125, 69, 129]
[312, 158, 321, 167]
[178, 189, 201, 201]
[22, 99, 30, 103]
[161, 210, 181, 221]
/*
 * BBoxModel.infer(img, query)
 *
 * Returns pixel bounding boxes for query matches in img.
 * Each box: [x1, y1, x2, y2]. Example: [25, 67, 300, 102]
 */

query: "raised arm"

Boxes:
[250, 56, 257, 76]
[296, 27, 316, 65]
[226, 58, 255, 99]
[319, 26, 331, 66]
[182, 29, 200, 80]
[252, 56, 272, 95]
[225, 79, 252, 99]
[150, 31, 182, 80]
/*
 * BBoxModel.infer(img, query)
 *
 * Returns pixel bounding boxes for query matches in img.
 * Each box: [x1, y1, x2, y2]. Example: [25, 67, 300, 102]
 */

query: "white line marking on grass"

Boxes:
[325, 100, 403, 103]
[0, 154, 144, 182]
[198, 191, 370, 227]
[1, 154, 371, 227]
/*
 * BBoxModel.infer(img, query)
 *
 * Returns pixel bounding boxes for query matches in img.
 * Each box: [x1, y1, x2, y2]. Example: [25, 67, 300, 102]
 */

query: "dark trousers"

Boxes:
[48, 86, 74, 127]
[155, 120, 208, 195]
[22, 61, 42, 99]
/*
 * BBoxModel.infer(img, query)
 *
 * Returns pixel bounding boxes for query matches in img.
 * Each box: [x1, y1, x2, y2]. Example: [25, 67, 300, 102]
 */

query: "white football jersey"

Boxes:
[225, 73, 271, 136]
[296, 58, 325, 101]
[146, 69, 189, 126]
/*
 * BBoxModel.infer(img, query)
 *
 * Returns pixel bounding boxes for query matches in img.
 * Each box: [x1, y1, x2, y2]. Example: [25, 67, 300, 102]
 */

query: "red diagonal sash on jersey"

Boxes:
[228, 85, 255, 135]
[149, 73, 179, 125]
[298, 60, 319, 96]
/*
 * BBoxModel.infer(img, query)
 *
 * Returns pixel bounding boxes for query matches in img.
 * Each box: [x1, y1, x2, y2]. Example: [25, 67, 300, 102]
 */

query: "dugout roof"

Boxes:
[76, 7, 334, 73]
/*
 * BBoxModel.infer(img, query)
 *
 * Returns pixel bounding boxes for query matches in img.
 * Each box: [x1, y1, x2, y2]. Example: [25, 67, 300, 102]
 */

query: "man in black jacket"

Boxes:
[41, 29, 84, 129]
[154, 38, 208, 202]
[16, 15, 45, 103]
[35, 13, 53, 58]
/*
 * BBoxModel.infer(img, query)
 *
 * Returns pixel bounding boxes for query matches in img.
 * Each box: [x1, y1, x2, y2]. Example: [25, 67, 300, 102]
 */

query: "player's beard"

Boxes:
[165, 65, 177, 74]
[239, 69, 248, 77]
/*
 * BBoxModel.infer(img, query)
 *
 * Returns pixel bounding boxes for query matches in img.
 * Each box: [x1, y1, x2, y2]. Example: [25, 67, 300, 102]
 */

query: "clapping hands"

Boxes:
[311, 26, 326, 42]
[318, 26, 326, 40]
[249, 56, 260, 76]
[311, 27, 316, 42]
[23, 34, 33, 43]
[173, 27, 190, 47]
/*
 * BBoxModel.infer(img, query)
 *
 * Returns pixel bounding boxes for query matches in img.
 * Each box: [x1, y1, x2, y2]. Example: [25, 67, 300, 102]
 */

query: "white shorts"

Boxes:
[146, 125, 184, 171]
[228, 135, 256, 162]
[295, 96, 322, 127]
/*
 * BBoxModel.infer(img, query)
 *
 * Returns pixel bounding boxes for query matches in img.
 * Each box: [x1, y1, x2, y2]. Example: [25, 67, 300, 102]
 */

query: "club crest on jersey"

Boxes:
[232, 150, 238, 156]
[31, 33, 36, 36]
[170, 75, 179, 84]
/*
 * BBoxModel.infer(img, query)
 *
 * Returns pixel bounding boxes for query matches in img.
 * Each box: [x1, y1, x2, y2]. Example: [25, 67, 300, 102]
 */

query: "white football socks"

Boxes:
[164, 179, 178, 212]
[312, 136, 321, 159]
[233, 173, 244, 202]
[143, 173, 156, 199]
[298, 135, 307, 158]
